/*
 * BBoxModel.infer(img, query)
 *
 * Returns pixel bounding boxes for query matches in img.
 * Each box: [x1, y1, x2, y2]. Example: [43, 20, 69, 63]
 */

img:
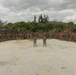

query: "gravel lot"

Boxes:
[0, 39, 76, 75]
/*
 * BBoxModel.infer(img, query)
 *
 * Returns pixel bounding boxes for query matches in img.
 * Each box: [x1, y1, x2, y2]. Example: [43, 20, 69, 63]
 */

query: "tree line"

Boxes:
[0, 14, 76, 33]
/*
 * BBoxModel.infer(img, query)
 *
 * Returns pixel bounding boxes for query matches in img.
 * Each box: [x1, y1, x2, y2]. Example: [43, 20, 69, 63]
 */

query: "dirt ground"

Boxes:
[0, 39, 76, 75]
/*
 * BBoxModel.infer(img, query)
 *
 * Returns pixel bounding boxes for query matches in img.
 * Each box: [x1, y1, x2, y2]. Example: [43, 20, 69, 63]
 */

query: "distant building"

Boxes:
[0, 20, 4, 26]
[48, 20, 64, 24]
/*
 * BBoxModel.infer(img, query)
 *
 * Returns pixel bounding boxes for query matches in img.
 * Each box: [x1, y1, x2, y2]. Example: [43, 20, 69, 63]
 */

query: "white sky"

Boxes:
[0, 0, 76, 23]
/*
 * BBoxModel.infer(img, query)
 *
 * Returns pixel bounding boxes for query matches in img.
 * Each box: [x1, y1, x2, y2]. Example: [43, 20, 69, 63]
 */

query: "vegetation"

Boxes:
[0, 15, 76, 33]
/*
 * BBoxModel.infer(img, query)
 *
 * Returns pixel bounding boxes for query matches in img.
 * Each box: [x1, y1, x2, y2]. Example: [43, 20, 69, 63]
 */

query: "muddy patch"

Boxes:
[0, 61, 10, 66]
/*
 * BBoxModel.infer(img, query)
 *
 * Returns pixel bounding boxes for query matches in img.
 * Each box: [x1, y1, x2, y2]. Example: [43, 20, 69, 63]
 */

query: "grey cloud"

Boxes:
[1, 0, 76, 11]
[0, 0, 76, 23]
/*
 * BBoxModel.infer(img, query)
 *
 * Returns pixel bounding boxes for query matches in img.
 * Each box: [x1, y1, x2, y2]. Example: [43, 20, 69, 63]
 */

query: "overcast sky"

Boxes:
[0, 0, 76, 23]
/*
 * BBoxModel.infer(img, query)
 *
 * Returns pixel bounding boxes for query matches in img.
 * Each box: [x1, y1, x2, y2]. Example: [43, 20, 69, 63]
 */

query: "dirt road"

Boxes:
[0, 39, 76, 75]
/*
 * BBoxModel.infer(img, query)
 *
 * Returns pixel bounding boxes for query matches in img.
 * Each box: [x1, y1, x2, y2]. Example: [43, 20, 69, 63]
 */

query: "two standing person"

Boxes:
[33, 32, 47, 47]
